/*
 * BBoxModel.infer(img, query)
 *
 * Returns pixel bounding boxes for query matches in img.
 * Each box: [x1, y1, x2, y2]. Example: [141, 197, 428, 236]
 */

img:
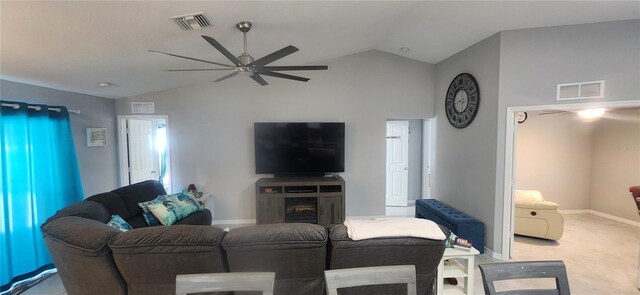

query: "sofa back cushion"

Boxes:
[222, 223, 327, 295]
[329, 224, 445, 295]
[111, 180, 167, 219]
[86, 192, 131, 219]
[44, 200, 111, 225]
[109, 225, 227, 295]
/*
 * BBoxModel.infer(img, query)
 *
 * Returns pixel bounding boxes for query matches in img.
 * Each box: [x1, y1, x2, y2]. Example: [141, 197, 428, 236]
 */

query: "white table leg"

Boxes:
[465, 255, 474, 295]
[436, 259, 444, 295]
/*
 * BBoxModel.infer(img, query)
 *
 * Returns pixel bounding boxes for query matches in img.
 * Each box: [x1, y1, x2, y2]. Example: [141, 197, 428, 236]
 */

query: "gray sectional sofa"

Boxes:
[41, 180, 446, 295]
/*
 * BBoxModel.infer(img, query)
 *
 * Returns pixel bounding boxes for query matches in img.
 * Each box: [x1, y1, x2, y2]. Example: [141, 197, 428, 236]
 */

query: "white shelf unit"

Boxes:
[435, 247, 480, 295]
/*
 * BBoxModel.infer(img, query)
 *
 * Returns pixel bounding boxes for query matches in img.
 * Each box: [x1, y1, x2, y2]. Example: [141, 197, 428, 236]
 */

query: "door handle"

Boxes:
[404, 167, 408, 170]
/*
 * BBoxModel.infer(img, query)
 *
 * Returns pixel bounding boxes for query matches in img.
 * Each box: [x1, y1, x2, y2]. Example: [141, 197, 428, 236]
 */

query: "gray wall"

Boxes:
[1, 79, 118, 197]
[434, 33, 502, 251]
[516, 112, 593, 210]
[388, 119, 423, 201]
[590, 108, 640, 221]
[493, 19, 640, 254]
[115, 50, 436, 221]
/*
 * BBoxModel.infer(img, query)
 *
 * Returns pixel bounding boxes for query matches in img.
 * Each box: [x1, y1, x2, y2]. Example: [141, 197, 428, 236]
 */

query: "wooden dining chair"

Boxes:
[479, 260, 571, 295]
[324, 265, 417, 295]
[176, 272, 276, 295]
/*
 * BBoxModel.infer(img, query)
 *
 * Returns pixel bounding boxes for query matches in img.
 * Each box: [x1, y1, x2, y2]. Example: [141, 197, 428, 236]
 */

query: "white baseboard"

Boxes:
[211, 219, 256, 225]
[589, 210, 640, 228]
[558, 209, 591, 214]
[559, 209, 640, 227]
[483, 247, 504, 260]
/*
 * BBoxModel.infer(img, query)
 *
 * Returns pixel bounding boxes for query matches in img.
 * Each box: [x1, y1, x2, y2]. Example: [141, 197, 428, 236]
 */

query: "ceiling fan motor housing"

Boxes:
[236, 21, 252, 32]
[238, 53, 255, 67]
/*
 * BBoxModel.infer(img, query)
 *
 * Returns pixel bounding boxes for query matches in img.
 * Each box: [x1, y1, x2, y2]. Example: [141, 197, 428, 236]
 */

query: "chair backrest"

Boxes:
[324, 265, 417, 295]
[479, 261, 571, 295]
[176, 272, 276, 295]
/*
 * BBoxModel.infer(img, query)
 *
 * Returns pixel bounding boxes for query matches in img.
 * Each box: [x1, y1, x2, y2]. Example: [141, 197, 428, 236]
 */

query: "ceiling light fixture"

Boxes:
[400, 47, 411, 53]
[98, 82, 113, 87]
[578, 108, 605, 119]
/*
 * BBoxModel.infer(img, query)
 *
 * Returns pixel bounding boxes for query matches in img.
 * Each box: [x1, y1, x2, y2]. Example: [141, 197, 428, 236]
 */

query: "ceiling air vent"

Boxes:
[171, 12, 211, 30]
[556, 80, 605, 100]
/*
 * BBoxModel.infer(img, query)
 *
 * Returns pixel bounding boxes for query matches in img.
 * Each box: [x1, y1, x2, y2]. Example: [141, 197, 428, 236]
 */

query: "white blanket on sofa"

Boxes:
[344, 218, 446, 241]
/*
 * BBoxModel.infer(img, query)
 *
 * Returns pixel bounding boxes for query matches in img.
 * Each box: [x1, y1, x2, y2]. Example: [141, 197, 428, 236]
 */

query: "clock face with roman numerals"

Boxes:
[445, 73, 480, 129]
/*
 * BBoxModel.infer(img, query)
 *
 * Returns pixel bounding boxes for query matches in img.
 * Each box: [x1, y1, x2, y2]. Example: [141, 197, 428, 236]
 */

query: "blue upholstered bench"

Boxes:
[415, 199, 485, 254]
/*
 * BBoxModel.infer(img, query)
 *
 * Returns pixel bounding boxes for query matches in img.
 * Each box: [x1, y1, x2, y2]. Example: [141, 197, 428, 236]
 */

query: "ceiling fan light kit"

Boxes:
[150, 21, 328, 86]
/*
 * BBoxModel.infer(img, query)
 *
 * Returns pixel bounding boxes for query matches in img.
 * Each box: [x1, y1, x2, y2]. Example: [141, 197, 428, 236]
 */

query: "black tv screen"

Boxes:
[254, 122, 345, 175]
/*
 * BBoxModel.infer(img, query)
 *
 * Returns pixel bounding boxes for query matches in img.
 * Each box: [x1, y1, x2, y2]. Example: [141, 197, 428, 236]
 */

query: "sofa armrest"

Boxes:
[42, 216, 121, 255]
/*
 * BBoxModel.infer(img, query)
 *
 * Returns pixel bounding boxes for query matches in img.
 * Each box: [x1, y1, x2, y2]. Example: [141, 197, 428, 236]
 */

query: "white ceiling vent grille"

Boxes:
[556, 80, 605, 100]
[171, 13, 211, 30]
[131, 102, 154, 114]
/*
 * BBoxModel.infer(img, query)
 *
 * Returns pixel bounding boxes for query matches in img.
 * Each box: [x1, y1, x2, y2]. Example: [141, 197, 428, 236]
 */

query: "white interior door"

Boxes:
[127, 119, 156, 184]
[386, 121, 409, 206]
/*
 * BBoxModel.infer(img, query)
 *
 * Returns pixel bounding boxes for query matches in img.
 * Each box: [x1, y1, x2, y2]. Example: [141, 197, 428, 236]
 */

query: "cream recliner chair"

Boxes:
[514, 190, 564, 240]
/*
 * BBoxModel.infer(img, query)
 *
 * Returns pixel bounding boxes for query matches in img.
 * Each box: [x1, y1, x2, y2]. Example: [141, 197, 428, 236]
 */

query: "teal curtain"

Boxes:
[0, 101, 84, 290]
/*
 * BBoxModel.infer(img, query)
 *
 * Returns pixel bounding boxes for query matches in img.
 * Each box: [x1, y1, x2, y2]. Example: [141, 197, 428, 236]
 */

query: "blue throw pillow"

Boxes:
[107, 215, 132, 232]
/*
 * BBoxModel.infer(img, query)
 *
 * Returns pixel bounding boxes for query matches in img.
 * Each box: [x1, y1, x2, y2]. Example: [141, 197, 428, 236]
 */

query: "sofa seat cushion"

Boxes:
[174, 209, 212, 226]
[222, 223, 327, 250]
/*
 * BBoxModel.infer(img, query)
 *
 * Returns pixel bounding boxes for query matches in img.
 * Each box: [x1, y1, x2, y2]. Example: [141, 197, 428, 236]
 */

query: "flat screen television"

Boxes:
[254, 122, 345, 176]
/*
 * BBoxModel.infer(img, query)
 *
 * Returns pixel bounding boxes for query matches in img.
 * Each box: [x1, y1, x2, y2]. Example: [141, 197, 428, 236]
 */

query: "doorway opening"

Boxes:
[385, 118, 434, 216]
[117, 115, 171, 193]
[502, 100, 640, 260]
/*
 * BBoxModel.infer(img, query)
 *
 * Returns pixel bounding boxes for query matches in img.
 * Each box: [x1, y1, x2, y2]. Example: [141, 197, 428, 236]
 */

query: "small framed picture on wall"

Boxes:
[87, 128, 107, 147]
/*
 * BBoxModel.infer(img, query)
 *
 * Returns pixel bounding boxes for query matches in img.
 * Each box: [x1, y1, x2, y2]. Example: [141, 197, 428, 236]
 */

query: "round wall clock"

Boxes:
[445, 73, 480, 129]
[516, 112, 528, 124]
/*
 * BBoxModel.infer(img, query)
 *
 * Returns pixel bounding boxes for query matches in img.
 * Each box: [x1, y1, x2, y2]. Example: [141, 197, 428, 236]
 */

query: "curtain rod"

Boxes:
[1, 102, 81, 114]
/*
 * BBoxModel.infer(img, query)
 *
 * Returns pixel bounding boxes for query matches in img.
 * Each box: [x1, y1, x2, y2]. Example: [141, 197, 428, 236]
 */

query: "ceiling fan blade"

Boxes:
[259, 71, 310, 82]
[248, 45, 299, 67]
[165, 68, 235, 72]
[201, 35, 243, 67]
[250, 73, 269, 86]
[260, 65, 328, 71]
[148, 50, 232, 67]
[213, 71, 240, 82]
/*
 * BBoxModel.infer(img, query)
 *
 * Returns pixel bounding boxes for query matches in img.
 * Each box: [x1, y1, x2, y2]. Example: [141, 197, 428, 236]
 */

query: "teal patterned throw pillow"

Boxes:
[107, 215, 132, 232]
[147, 201, 179, 226]
[138, 197, 163, 226]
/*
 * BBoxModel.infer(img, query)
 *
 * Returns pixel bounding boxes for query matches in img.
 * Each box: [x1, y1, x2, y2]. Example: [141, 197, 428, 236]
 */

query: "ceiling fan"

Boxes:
[149, 21, 328, 86]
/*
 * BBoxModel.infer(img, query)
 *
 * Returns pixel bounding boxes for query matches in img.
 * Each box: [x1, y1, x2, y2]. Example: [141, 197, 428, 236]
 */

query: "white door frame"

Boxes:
[117, 115, 170, 189]
[422, 119, 434, 199]
[501, 100, 640, 260]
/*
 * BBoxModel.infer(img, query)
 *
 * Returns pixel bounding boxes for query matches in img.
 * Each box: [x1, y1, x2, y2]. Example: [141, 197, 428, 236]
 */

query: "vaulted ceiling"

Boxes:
[1, 1, 638, 98]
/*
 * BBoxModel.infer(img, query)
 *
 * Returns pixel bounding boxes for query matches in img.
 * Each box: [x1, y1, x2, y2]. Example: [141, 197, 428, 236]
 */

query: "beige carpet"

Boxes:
[22, 213, 640, 294]
[473, 213, 640, 294]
